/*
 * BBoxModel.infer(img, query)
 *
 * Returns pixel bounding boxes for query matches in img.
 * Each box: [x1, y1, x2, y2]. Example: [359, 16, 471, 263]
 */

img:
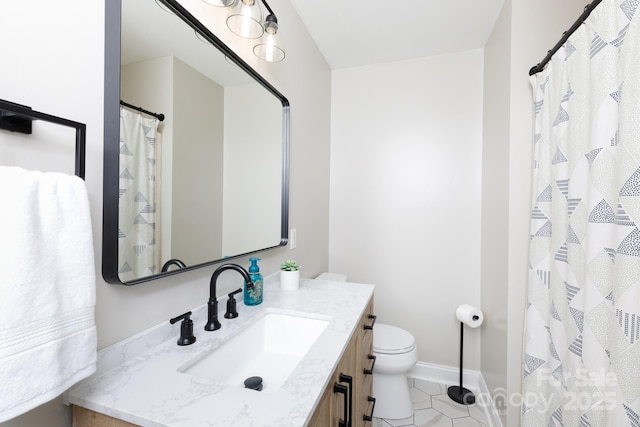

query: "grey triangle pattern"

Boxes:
[611, 130, 619, 146]
[141, 203, 155, 213]
[549, 335, 562, 361]
[552, 365, 567, 390]
[134, 214, 148, 225]
[552, 148, 569, 164]
[120, 168, 135, 180]
[616, 309, 640, 344]
[610, 87, 622, 103]
[585, 148, 603, 167]
[551, 300, 562, 321]
[570, 307, 584, 333]
[550, 406, 564, 426]
[579, 413, 591, 427]
[534, 101, 544, 115]
[120, 143, 133, 156]
[556, 179, 569, 198]
[538, 185, 553, 202]
[588, 199, 616, 223]
[606, 291, 615, 303]
[554, 243, 569, 263]
[537, 269, 551, 288]
[118, 228, 126, 238]
[611, 24, 629, 47]
[561, 84, 575, 103]
[553, 106, 570, 126]
[618, 228, 640, 256]
[620, 167, 640, 196]
[134, 245, 146, 256]
[566, 282, 580, 304]
[621, 0, 640, 21]
[569, 334, 583, 357]
[118, 261, 132, 274]
[568, 198, 581, 217]
[590, 33, 608, 58]
[624, 403, 640, 427]
[524, 354, 546, 376]
[134, 192, 148, 203]
[567, 225, 581, 244]
[532, 205, 549, 220]
[604, 248, 617, 262]
[536, 220, 553, 237]
[119, 188, 127, 198]
[563, 40, 577, 60]
[616, 202, 636, 226]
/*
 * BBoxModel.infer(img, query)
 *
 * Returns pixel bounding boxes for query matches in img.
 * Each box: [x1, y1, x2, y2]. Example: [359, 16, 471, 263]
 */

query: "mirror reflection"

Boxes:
[104, 0, 289, 285]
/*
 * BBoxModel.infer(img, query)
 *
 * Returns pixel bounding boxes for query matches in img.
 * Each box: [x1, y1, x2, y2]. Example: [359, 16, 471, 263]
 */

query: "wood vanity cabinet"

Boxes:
[73, 406, 138, 427]
[308, 297, 376, 427]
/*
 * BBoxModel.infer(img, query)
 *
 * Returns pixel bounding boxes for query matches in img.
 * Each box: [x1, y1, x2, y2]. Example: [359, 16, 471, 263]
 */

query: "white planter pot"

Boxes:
[280, 270, 300, 291]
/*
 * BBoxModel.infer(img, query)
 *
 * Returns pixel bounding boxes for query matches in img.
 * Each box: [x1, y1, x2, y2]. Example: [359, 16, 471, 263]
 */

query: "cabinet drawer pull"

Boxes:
[363, 354, 376, 375]
[339, 373, 353, 427]
[363, 314, 376, 330]
[363, 396, 376, 422]
[333, 382, 348, 427]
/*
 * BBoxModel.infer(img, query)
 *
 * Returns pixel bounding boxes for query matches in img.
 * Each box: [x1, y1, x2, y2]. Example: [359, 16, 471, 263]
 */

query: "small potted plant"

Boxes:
[280, 259, 301, 290]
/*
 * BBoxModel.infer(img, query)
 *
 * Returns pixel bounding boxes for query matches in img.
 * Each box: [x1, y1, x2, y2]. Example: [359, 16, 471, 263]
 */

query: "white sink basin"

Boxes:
[178, 311, 330, 392]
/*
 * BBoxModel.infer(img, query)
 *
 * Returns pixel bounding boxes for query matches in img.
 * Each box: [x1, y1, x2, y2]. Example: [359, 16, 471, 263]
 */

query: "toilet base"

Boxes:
[372, 372, 413, 420]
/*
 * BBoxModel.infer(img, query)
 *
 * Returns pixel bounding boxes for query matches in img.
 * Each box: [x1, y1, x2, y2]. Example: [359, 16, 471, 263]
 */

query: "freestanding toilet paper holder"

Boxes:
[447, 316, 480, 405]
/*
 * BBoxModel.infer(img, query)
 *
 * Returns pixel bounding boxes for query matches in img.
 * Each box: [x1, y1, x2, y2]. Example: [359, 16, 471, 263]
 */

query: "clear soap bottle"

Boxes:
[245, 257, 263, 305]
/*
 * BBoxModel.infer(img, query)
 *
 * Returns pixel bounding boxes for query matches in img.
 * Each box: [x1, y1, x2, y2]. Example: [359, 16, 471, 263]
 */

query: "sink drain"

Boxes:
[244, 376, 263, 391]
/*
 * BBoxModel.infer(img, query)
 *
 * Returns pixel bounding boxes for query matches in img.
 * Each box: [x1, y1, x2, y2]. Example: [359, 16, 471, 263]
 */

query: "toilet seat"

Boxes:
[373, 324, 416, 355]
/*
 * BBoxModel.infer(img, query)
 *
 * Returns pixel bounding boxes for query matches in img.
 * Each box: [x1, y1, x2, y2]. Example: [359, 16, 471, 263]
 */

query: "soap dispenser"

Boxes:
[245, 257, 263, 306]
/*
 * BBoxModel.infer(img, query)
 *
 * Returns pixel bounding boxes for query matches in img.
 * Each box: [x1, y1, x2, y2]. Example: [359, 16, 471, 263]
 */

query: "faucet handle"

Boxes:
[224, 288, 243, 319]
[169, 311, 197, 346]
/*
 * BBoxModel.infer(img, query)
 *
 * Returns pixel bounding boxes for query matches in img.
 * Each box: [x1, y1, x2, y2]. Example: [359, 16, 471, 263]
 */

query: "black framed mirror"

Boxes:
[103, 0, 290, 285]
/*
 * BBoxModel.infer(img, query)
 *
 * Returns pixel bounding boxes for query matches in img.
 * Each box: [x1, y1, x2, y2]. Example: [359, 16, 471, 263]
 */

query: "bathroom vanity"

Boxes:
[65, 277, 375, 426]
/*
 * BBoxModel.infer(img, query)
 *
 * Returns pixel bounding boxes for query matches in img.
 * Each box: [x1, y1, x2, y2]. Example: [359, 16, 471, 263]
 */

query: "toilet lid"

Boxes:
[373, 324, 416, 354]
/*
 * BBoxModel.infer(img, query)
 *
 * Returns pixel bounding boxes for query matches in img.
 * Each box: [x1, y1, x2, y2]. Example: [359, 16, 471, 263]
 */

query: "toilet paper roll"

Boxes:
[456, 304, 484, 328]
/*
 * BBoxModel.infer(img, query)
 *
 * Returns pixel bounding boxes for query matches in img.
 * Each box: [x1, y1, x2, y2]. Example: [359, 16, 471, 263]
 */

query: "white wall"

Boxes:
[0, 0, 331, 425]
[329, 50, 484, 369]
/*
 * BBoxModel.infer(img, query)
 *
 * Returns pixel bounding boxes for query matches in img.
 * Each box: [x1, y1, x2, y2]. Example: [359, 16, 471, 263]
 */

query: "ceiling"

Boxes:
[288, 0, 505, 69]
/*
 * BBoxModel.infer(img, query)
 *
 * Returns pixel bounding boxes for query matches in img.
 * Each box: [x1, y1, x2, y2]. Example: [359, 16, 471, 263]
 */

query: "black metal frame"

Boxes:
[0, 98, 86, 179]
[529, 0, 603, 76]
[103, 0, 290, 285]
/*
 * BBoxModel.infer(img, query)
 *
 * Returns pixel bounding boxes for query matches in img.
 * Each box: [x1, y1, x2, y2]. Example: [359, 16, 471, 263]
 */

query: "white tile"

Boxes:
[431, 394, 470, 419]
[413, 379, 447, 395]
[452, 417, 487, 427]
[414, 408, 453, 427]
[467, 402, 489, 425]
[411, 385, 432, 410]
[381, 415, 416, 427]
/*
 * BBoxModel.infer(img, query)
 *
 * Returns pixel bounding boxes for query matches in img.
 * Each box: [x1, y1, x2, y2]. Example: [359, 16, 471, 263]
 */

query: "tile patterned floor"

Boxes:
[373, 377, 491, 427]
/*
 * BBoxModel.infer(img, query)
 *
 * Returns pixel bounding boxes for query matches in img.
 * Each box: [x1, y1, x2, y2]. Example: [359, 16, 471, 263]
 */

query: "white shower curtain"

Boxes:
[118, 108, 160, 281]
[523, 1, 640, 426]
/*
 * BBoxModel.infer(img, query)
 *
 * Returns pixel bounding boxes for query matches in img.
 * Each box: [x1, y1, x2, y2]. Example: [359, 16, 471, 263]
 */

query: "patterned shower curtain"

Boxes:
[523, 1, 640, 426]
[118, 108, 160, 281]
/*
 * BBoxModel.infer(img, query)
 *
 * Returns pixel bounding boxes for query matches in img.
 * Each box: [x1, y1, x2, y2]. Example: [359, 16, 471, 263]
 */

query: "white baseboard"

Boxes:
[408, 361, 503, 427]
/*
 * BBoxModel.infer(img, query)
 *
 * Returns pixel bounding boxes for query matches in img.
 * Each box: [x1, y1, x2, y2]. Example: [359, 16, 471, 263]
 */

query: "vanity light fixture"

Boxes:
[201, 0, 286, 62]
[227, 0, 264, 39]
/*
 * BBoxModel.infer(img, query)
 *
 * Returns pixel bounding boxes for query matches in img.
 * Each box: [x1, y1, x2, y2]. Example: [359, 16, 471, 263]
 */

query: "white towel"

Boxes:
[0, 166, 97, 422]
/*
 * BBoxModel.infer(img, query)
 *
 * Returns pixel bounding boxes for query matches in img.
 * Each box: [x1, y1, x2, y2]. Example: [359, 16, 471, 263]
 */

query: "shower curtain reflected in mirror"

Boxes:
[524, 1, 640, 426]
[118, 108, 161, 282]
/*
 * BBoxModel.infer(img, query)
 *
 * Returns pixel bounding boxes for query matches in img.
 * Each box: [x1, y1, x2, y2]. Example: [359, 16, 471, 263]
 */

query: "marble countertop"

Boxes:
[64, 276, 374, 426]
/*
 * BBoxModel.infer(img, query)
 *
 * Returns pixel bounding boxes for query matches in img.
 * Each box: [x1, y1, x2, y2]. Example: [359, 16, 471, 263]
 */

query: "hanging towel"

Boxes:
[0, 166, 97, 422]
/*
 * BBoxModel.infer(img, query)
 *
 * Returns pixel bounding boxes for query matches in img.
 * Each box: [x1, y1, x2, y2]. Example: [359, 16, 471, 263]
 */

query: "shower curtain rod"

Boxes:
[529, 0, 602, 76]
[120, 100, 165, 122]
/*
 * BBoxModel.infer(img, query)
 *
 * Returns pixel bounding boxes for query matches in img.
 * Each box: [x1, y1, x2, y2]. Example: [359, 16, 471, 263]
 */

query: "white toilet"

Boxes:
[372, 323, 418, 420]
[314, 273, 418, 420]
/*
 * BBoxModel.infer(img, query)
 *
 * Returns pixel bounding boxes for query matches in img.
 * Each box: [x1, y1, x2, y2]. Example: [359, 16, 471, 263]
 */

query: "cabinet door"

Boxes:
[355, 298, 376, 427]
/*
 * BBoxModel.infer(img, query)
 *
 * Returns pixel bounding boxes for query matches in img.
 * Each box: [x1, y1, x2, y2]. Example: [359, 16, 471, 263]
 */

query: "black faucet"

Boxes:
[161, 258, 186, 272]
[205, 264, 254, 331]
